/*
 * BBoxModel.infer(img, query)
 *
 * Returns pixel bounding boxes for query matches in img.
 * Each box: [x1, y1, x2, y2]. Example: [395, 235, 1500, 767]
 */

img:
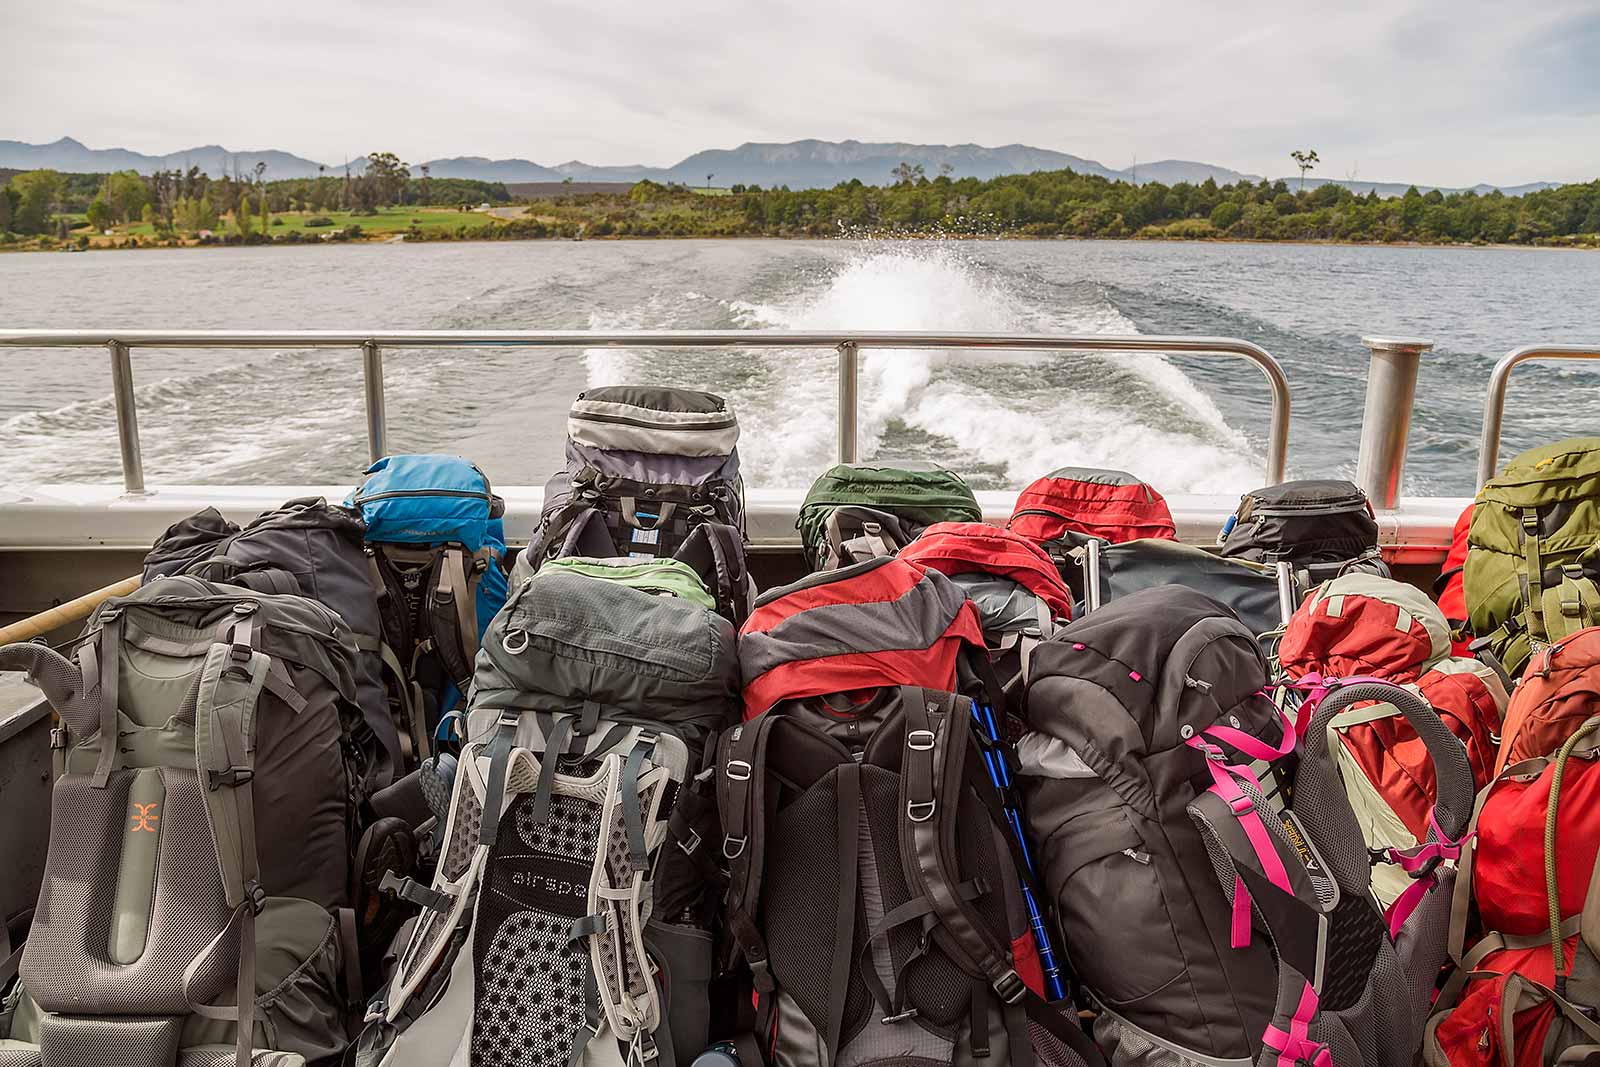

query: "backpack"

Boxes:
[1007, 467, 1176, 545]
[897, 522, 1075, 708]
[1053, 533, 1292, 647]
[1433, 502, 1475, 657]
[143, 497, 404, 790]
[797, 464, 982, 571]
[1493, 624, 1600, 775]
[347, 454, 511, 749]
[1465, 438, 1600, 680]
[356, 555, 739, 1067]
[1022, 585, 1476, 1067]
[720, 563, 1102, 1067]
[530, 386, 746, 565]
[1219, 479, 1386, 587]
[1279, 574, 1506, 905]
[0, 575, 365, 1067]
[1425, 718, 1600, 1066]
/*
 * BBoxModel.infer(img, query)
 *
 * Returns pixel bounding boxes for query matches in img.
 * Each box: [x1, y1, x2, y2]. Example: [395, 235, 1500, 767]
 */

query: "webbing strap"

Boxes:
[90, 611, 123, 788]
[379, 641, 427, 762]
[825, 763, 862, 1058]
[620, 732, 657, 872]
[338, 906, 364, 1013]
[1523, 509, 1548, 639]
[479, 712, 520, 849]
[528, 713, 577, 829]
[1187, 737, 1294, 948]
[1261, 981, 1332, 1067]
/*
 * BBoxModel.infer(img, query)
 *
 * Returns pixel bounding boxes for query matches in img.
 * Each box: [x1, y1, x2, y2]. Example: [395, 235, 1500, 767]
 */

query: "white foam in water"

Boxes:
[588, 243, 1263, 493]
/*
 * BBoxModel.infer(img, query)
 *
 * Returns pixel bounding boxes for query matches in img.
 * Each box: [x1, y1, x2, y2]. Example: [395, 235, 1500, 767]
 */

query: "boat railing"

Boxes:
[1477, 344, 1600, 487]
[0, 330, 1293, 494]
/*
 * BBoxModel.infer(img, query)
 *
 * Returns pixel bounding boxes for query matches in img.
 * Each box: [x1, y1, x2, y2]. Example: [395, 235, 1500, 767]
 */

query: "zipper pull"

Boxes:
[1184, 675, 1213, 693]
[1121, 848, 1151, 865]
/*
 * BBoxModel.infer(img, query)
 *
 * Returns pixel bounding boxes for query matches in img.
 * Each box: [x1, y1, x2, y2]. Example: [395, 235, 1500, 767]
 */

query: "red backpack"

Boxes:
[1434, 502, 1475, 657]
[1007, 466, 1176, 544]
[737, 555, 985, 722]
[1424, 721, 1600, 1066]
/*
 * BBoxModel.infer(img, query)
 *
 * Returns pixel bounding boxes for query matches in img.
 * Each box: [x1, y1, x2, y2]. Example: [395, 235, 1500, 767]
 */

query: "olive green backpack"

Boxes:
[796, 463, 982, 571]
[1465, 438, 1600, 679]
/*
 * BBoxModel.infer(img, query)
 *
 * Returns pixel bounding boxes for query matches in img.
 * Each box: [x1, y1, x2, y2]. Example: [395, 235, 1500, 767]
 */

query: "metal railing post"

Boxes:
[361, 340, 387, 464]
[1477, 344, 1600, 488]
[1354, 336, 1432, 509]
[107, 340, 146, 494]
[837, 341, 860, 464]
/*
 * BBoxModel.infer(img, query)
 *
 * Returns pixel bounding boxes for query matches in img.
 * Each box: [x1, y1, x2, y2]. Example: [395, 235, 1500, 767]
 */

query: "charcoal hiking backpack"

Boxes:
[347, 454, 510, 751]
[530, 386, 746, 565]
[144, 497, 404, 790]
[1219, 479, 1386, 587]
[898, 522, 1075, 710]
[1022, 585, 1475, 1067]
[0, 575, 365, 1067]
[722, 561, 1103, 1067]
[1424, 715, 1600, 1066]
[1465, 437, 1600, 680]
[797, 464, 982, 571]
[1007, 467, 1176, 545]
[356, 555, 739, 1067]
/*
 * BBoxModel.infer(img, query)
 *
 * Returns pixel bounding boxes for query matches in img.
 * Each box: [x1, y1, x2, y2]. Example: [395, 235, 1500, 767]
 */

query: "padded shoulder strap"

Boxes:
[427, 547, 478, 689]
[186, 555, 302, 597]
[674, 521, 752, 623]
[189, 625, 272, 1067]
[900, 687, 1024, 1003]
[0, 640, 93, 738]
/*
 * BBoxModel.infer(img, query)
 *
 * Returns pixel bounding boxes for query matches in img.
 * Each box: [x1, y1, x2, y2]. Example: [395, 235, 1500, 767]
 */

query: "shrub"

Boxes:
[304, 216, 335, 227]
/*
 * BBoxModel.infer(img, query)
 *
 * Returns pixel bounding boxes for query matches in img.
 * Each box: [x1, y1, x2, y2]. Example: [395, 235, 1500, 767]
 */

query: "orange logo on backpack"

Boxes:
[130, 803, 159, 833]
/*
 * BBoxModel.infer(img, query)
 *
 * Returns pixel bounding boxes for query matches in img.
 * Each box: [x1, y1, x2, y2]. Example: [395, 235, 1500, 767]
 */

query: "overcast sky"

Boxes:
[5, 0, 1597, 186]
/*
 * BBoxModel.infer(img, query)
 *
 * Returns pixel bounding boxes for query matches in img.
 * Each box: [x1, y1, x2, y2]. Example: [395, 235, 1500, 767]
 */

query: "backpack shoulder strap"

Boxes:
[426, 547, 479, 690]
[899, 687, 1025, 1004]
[187, 618, 273, 1067]
[718, 715, 779, 994]
[674, 522, 752, 623]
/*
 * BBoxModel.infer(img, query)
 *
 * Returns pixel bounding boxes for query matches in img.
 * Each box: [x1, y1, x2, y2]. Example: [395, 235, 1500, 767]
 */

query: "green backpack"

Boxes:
[1465, 438, 1600, 679]
[796, 463, 982, 571]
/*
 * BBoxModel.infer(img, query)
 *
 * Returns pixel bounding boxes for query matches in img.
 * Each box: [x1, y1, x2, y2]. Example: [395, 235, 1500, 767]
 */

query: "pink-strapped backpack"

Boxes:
[1022, 585, 1476, 1067]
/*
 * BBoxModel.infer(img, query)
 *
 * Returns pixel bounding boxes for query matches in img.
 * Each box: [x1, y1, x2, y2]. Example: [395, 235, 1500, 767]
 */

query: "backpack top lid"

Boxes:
[738, 555, 984, 719]
[1279, 572, 1451, 685]
[568, 385, 739, 458]
[1008, 466, 1177, 544]
[898, 521, 1074, 622]
[1025, 585, 1278, 802]
[1479, 437, 1600, 504]
[468, 558, 738, 732]
[347, 454, 505, 553]
[799, 463, 982, 516]
[1219, 478, 1378, 565]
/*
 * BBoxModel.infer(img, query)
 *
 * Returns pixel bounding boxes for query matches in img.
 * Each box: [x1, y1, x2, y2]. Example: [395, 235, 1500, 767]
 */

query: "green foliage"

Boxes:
[105, 171, 149, 223]
[9, 169, 65, 234]
[364, 151, 410, 207]
[86, 195, 113, 231]
[0, 186, 10, 232]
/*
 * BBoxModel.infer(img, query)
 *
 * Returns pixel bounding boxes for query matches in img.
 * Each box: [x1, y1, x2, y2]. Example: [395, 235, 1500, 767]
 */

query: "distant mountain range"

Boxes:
[0, 136, 1562, 198]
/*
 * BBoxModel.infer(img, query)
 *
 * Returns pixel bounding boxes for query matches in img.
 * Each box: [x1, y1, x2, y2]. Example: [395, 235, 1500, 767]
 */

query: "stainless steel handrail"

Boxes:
[1478, 344, 1600, 488]
[0, 329, 1292, 493]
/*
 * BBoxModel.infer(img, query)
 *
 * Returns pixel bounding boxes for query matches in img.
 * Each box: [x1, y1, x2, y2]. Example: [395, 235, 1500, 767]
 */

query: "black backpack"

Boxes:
[717, 694, 1104, 1067]
[1219, 479, 1387, 587]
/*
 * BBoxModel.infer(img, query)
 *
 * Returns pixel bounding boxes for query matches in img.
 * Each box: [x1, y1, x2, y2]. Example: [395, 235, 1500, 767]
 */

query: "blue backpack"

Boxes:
[347, 455, 509, 752]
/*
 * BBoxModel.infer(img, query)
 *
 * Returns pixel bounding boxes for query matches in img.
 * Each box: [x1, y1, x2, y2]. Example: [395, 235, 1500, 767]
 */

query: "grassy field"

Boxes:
[100, 207, 489, 239]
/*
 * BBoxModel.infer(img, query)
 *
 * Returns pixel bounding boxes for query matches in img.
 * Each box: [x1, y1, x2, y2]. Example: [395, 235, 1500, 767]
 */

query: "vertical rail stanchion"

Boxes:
[837, 341, 860, 464]
[361, 340, 387, 464]
[107, 340, 146, 494]
[1354, 336, 1432, 509]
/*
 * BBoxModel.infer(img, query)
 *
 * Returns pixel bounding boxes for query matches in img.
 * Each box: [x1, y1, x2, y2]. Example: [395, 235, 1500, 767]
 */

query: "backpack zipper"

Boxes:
[572, 410, 737, 432]
[353, 488, 492, 505]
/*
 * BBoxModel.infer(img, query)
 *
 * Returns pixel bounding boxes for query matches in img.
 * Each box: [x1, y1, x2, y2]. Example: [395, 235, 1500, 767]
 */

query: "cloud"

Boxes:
[2, 0, 1595, 185]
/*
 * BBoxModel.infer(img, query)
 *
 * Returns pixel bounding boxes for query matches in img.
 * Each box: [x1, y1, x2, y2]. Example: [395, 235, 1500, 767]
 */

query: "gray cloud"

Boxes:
[3, 0, 1595, 185]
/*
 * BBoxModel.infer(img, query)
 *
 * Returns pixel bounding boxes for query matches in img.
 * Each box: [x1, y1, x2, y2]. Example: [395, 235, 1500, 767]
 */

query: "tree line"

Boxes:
[0, 151, 511, 242]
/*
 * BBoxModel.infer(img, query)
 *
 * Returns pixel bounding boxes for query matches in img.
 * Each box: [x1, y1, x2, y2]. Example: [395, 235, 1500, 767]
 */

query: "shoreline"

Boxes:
[2, 231, 1594, 255]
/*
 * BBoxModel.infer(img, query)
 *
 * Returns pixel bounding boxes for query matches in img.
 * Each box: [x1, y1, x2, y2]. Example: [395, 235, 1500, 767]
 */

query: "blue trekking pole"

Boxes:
[971, 702, 1067, 1001]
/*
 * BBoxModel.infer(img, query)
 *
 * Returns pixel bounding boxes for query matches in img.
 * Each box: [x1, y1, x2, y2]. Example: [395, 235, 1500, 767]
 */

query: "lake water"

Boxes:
[1, 238, 1597, 497]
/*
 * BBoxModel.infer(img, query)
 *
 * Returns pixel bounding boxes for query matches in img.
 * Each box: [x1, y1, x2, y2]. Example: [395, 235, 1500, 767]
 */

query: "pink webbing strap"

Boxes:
[1262, 981, 1333, 1067]
[1201, 704, 1298, 763]
[1380, 813, 1474, 938]
[1189, 736, 1295, 948]
[1284, 672, 1394, 733]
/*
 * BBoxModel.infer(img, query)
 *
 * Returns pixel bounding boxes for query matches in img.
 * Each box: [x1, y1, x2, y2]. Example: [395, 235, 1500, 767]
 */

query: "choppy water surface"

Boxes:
[1, 239, 1596, 496]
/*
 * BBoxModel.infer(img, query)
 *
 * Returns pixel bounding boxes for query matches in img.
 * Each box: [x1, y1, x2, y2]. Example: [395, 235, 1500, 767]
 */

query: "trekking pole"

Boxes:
[971, 702, 1067, 1001]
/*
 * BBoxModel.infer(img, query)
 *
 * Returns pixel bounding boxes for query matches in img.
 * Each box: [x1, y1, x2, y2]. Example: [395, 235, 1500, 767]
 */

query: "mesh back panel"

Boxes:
[23, 770, 233, 1015]
[763, 775, 844, 1040]
[0, 1049, 41, 1067]
[38, 1014, 181, 1067]
[443, 776, 483, 881]
[1094, 1012, 1187, 1067]
[470, 792, 600, 1067]
[1028, 1018, 1092, 1067]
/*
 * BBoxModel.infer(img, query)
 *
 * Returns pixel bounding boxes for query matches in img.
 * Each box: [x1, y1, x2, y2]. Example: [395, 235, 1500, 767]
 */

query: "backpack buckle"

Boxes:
[677, 828, 702, 856]
[722, 835, 747, 860]
[244, 880, 267, 915]
[907, 729, 936, 751]
[49, 726, 68, 750]
[907, 800, 937, 823]
[208, 766, 254, 790]
[725, 759, 752, 782]
[1228, 794, 1255, 815]
[881, 1007, 919, 1024]
[993, 969, 1026, 1004]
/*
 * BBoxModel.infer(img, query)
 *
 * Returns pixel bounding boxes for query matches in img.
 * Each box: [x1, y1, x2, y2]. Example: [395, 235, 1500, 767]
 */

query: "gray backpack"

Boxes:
[1021, 586, 1475, 1067]
[0, 575, 365, 1067]
[529, 387, 745, 566]
[357, 556, 739, 1067]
